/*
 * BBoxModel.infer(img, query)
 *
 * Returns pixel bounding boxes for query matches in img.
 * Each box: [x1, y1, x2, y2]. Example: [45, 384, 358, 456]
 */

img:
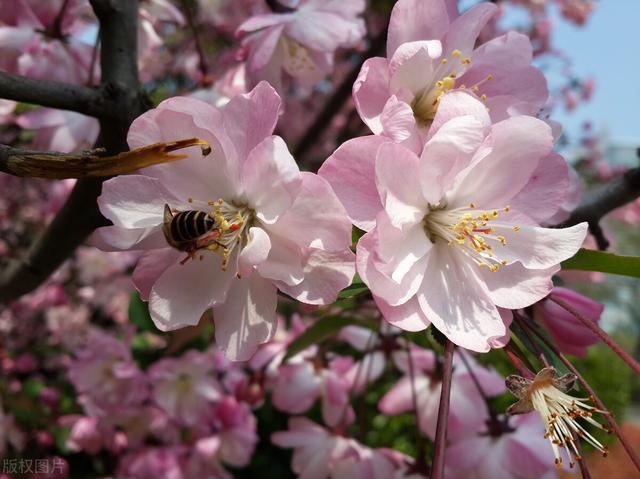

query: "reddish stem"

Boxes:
[549, 296, 640, 375]
[404, 336, 426, 470]
[430, 339, 454, 479]
[503, 343, 536, 379]
[520, 316, 640, 472]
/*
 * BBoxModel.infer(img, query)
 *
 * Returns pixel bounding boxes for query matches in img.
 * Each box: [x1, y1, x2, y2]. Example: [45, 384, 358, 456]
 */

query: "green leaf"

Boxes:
[561, 248, 640, 278]
[284, 316, 375, 361]
[128, 292, 159, 332]
[352, 226, 366, 245]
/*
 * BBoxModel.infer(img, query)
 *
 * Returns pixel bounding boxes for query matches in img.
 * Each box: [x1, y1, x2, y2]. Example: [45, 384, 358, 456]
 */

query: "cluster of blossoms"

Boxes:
[2, 0, 635, 478]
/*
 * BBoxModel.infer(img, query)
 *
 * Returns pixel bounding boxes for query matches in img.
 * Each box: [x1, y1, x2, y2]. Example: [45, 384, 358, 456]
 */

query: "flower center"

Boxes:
[423, 203, 514, 272]
[411, 49, 493, 125]
[205, 199, 255, 272]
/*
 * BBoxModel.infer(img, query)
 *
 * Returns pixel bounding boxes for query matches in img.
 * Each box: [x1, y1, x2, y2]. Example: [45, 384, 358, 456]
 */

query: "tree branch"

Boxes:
[0, 0, 147, 304]
[559, 163, 640, 249]
[430, 339, 454, 479]
[0, 71, 107, 117]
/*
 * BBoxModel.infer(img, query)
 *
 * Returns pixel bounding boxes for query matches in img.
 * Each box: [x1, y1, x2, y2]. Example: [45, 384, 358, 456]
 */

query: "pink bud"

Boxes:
[535, 287, 603, 357]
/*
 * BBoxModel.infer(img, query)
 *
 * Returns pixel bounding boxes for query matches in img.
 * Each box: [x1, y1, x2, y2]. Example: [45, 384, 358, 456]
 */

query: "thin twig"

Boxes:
[180, 0, 209, 83]
[519, 316, 640, 473]
[549, 296, 640, 375]
[403, 336, 426, 470]
[430, 339, 454, 479]
[457, 350, 499, 421]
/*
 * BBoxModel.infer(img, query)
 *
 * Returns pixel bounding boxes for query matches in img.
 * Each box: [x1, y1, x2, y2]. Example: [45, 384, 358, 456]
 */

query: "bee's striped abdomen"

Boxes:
[170, 210, 216, 242]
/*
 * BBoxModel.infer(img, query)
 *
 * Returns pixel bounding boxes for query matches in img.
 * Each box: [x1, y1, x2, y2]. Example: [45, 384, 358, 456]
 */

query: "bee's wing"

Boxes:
[162, 204, 175, 245]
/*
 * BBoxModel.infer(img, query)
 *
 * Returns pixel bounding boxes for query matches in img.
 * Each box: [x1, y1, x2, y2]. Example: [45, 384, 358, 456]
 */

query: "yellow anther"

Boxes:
[501, 260, 507, 265]
[497, 235, 507, 246]
[452, 49, 462, 57]
[486, 74, 493, 80]
[462, 58, 471, 65]
[489, 264, 499, 272]
[472, 86, 479, 92]
[478, 262, 487, 267]
[504, 206, 511, 212]
[187, 197, 193, 203]
[481, 94, 487, 102]
[513, 225, 521, 231]
[441, 58, 448, 64]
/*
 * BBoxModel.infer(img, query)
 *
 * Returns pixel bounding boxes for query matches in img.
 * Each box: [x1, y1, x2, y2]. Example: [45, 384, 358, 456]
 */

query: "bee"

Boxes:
[162, 204, 221, 258]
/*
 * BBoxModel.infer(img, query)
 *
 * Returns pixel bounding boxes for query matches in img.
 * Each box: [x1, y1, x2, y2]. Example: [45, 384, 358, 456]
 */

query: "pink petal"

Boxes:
[353, 57, 391, 135]
[285, 10, 365, 51]
[223, 81, 282, 169]
[388, 40, 442, 96]
[276, 248, 355, 305]
[417, 246, 506, 352]
[92, 225, 167, 251]
[491, 222, 588, 269]
[427, 90, 491, 141]
[379, 96, 415, 142]
[449, 116, 553, 209]
[375, 296, 430, 332]
[442, 3, 497, 58]
[238, 227, 272, 278]
[98, 175, 176, 228]
[213, 274, 278, 361]
[272, 362, 322, 414]
[133, 248, 182, 300]
[257, 235, 305, 286]
[387, 0, 450, 57]
[375, 142, 426, 228]
[266, 172, 351, 251]
[318, 135, 388, 231]
[420, 113, 488, 204]
[379, 376, 428, 414]
[149, 253, 234, 331]
[508, 152, 569, 224]
[321, 372, 350, 426]
[242, 135, 302, 223]
[480, 263, 558, 309]
[237, 14, 285, 34]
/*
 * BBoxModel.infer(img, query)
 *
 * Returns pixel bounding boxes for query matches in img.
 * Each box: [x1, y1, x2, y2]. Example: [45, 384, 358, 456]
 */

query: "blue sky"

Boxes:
[547, 1, 640, 145]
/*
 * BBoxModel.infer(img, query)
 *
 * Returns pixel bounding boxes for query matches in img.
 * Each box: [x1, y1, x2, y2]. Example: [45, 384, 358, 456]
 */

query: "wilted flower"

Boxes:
[97, 82, 354, 360]
[506, 366, 609, 469]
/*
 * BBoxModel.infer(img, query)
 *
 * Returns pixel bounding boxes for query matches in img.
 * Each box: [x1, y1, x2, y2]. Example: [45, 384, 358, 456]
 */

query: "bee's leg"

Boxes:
[179, 249, 197, 265]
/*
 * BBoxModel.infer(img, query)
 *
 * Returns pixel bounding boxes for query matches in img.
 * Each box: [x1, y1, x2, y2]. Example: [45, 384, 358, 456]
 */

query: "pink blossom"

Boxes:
[97, 82, 355, 360]
[445, 413, 556, 479]
[379, 350, 505, 439]
[272, 417, 395, 479]
[558, 0, 596, 26]
[351, 0, 548, 151]
[321, 92, 587, 350]
[118, 447, 189, 479]
[148, 350, 222, 425]
[16, 109, 99, 153]
[65, 416, 104, 455]
[533, 287, 603, 357]
[270, 355, 356, 427]
[210, 396, 258, 467]
[68, 331, 148, 414]
[237, 0, 366, 93]
[0, 0, 95, 84]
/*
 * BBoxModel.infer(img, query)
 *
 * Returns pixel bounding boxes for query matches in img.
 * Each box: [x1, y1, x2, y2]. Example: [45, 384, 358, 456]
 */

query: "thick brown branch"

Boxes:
[0, 71, 107, 117]
[559, 165, 640, 249]
[0, 0, 146, 304]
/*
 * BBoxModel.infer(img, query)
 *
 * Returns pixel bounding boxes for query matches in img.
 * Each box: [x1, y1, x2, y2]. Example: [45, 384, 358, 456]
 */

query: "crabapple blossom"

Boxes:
[237, 0, 366, 93]
[321, 92, 587, 350]
[0, 0, 95, 84]
[352, 0, 548, 152]
[272, 417, 396, 479]
[68, 331, 148, 414]
[379, 350, 506, 440]
[445, 413, 556, 479]
[16, 108, 99, 153]
[533, 287, 603, 357]
[148, 350, 223, 426]
[97, 82, 355, 361]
